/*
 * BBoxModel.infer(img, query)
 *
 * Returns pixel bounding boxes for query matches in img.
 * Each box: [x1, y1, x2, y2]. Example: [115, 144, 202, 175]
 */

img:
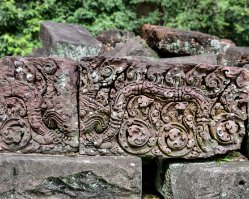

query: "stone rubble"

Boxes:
[33, 22, 103, 60]
[141, 24, 235, 57]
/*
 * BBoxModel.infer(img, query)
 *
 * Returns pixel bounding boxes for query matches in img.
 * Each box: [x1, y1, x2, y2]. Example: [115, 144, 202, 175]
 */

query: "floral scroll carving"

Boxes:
[79, 57, 249, 158]
[0, 57, 78, 153]
[1, 56, 247, 158]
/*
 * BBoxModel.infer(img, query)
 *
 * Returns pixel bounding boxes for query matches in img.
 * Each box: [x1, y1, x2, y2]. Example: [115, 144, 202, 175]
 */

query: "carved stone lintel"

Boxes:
[0, 57, 78, 153]
[79, 56, 249, 158]
[0, 56, 248, 158]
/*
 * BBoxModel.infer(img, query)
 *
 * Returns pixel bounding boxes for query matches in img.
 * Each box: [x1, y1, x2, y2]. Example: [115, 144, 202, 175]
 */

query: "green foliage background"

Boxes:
[0, 0, 249, 57]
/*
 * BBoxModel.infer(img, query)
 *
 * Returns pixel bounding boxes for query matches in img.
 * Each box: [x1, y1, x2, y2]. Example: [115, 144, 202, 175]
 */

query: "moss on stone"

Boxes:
[50, 43, 102, 61]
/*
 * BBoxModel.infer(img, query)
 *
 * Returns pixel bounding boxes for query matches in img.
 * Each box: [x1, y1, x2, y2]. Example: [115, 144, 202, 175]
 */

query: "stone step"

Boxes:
[0, 153, 142, 199]
[156, 160, 249, 199]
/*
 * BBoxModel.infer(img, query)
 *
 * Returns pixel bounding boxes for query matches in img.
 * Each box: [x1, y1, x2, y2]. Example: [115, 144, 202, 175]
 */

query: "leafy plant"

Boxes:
[0, 0, 248, 57]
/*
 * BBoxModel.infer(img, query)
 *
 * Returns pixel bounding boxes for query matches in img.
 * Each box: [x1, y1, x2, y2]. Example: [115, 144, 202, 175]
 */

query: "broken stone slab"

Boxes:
[141, 24, 235, 57]
[33, 22, 103, 60]
[101, 36, 158, 58]
[156, 160, 249, 199]
[79, 56, 249, 159]
[218, 46, 249, 67]
[0, 153, 142, 199]
[0, 57, 78, 153]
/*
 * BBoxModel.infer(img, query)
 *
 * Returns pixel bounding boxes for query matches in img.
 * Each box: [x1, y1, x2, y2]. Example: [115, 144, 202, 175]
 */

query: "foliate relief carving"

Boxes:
[0, 57, 78, 153]
[79, 57, 249, 158]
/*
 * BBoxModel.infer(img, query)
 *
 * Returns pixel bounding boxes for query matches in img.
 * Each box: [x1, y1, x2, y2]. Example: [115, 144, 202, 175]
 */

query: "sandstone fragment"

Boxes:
[141, 24, 234, 57]
[33, 22, 103, 60]
[0, 57, 78, 153]
[218, 46, 249, 67]
[79, 56, 249, 158]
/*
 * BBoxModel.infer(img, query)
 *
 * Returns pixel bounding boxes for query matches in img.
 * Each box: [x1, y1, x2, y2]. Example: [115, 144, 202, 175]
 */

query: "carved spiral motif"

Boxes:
[0, 117, 31, 151]
[100, 65, 114, 78]
[158, 123, 195, 157]
[118, 118, 156, 154]
[210, 114, 244, 145]
[78, 57, 249, 158]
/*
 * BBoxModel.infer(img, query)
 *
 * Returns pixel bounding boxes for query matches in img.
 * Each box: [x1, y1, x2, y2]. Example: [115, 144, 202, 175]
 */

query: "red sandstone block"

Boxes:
[79, 56, 249, 158]
[141, 24, 234, 57]
[219, 46, 249, 67]
[0, 57, 78, 153]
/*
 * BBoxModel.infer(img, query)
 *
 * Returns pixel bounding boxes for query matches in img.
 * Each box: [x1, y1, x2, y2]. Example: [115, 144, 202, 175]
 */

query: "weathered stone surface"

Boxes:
[33, 22, 102, 60]
[156, 161, 249, 199]
[0, 57, 78, 153]
[79, 56, 249, 158]
[101, 37, 158, 58]
[96, 29, 135, 48]
[160, 54, 217, 64]
[138, 54, 217, 65]
[141, 24, 234, 57]
[0, 153, 141, 199]
[218, 46, 249, 67]
[245, 105, 249, 158]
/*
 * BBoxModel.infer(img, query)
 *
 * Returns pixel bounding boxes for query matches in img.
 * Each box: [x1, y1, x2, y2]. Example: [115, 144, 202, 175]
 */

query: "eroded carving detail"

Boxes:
[0, 57, 78, 153]
[79, 57, 249, 158]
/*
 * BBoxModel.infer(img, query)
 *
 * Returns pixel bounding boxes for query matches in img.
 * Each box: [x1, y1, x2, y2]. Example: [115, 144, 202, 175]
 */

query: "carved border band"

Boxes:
[0, 56, 248, 158]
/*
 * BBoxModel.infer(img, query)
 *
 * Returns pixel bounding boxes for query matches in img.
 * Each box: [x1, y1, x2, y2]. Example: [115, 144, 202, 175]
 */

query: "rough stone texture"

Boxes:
[0, 57, 78, 153]
[0, 153, 142, 199]
[33, 22, 102, 60]
[138, 54, 217, 65]
[159, 54, 217, 65]
[101, 37, 158, 58]
[79, 56, 249, 158]
[246, 105, 249, 158]
[96, 29, 135, 48]
[141, 24, 234, 57]
[156, 161, 249, 199]
[218, 46, 249, 67]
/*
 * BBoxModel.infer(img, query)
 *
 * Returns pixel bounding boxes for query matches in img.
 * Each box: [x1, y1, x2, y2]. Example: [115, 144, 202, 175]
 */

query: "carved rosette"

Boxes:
[79, 57, 249, 158]
[0, 57, 79, 153]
